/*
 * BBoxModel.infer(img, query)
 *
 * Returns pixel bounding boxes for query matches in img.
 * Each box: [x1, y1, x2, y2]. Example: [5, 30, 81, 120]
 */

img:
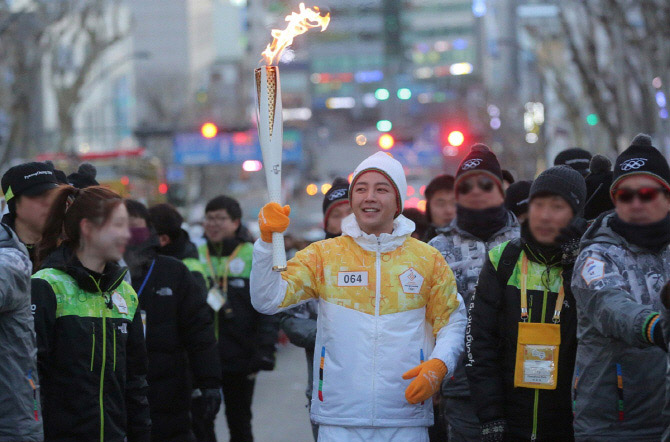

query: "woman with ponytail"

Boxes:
[31, 185, 151, 442]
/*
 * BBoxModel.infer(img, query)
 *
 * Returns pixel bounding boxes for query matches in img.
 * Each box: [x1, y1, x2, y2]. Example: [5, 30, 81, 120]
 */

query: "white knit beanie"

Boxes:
[349, 151, 407, 217]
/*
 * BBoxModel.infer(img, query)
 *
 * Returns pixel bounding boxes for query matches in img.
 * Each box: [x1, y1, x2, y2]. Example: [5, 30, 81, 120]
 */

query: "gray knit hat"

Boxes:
[530, 165, 587, 215]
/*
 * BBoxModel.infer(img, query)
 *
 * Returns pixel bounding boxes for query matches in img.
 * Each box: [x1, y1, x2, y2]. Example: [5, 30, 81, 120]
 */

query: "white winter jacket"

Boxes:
[251, 214, 466, 427]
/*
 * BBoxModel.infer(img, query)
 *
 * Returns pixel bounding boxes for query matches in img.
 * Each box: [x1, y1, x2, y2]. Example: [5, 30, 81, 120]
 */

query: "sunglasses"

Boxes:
[613, 187, 668, 203]
[457, 177, 496, 195]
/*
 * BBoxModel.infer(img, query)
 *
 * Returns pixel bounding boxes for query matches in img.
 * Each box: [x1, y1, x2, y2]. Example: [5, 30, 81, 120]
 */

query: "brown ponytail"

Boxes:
[36, 185, 124, 268]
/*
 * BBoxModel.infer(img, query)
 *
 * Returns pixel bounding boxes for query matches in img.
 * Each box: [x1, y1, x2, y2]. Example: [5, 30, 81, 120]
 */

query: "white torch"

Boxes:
[255, 3, 329, 272]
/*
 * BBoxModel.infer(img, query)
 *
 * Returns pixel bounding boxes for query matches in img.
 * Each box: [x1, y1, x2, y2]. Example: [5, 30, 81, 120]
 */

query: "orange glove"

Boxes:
[402, 358, 447, 404]
[258, 202, 291, 243]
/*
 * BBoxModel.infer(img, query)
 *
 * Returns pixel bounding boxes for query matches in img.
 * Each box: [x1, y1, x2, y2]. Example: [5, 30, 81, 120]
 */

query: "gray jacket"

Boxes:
[429, 212, 520, 397]
[279, 299, 318, 400]
[572, 213, 669, 441]
[0, 224, 43, 442]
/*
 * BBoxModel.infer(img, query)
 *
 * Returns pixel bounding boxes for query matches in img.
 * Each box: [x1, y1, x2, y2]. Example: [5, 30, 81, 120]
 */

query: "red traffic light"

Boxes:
[447, 130, 465, 147]
[201, 122, 218, 139]
[379, 134, 395, 150]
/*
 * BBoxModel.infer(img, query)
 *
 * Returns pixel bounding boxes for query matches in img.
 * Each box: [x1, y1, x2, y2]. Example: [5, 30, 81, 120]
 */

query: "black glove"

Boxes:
[556, 218, 588, 267]
[481, 419, 507, 442]
[248, 353, 275, 373]
[197, 388, 221, 422]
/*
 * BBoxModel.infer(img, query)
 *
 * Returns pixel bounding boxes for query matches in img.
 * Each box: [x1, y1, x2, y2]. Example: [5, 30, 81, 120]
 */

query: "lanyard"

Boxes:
[205, 244, 242, 292]
[519, 254, 565, 323]
[137, 259, 156, 297]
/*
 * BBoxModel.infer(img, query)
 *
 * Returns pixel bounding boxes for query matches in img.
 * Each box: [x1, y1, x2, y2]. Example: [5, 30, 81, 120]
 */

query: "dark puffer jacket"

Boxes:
[466, 236, 577, 441]
[127, 243, 220, 442]
[198, 238, 278, 374]
[32, 246, 150, 442]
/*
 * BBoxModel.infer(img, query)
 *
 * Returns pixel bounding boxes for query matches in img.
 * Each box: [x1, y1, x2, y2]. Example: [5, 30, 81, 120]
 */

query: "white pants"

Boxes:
[317, 425, 429, 442]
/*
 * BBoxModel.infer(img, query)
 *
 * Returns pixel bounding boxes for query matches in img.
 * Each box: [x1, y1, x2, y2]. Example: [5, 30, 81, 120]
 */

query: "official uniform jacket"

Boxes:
[250, 214, 466, 428]
[32, 246, 150, 442]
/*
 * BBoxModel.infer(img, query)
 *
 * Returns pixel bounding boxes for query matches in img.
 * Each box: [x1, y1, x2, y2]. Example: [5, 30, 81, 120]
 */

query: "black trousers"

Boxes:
[193, 373, 256, 442]
[222, 373, 256, 442]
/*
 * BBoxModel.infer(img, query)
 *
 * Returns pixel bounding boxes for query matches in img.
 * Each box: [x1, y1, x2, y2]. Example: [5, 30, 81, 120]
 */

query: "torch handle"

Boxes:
[271, 232, 287, 272]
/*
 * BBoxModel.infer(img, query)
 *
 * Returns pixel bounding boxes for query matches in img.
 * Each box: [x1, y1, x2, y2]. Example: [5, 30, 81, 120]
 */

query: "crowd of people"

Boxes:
[1, 132, 670, 442]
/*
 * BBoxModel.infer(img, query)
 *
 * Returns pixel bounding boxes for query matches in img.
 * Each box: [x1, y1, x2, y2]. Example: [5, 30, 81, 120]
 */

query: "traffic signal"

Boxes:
[376, 120, 393, 132]
[201, 122, 218, 138]
[586, 114, 598, 126]
[374, 88, 390, 101]
[447, 130, 465, 147]
[379, 134, 395, 150]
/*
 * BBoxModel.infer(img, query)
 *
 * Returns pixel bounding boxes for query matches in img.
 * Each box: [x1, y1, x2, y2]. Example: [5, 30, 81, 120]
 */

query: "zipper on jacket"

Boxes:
[90, 322, 96, 371]
[89, 275, 107, 442]
[531, 287, 549, 441]
[372, 238, 382, 423]
[100, 306, 107, 442]
[113, 327, 117, 371]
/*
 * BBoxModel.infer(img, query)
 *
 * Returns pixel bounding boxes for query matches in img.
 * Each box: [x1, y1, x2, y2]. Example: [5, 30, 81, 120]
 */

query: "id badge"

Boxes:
[141, 310, 147, 337]
[514, 322, 560, 390]
[207, 287, 226, 312]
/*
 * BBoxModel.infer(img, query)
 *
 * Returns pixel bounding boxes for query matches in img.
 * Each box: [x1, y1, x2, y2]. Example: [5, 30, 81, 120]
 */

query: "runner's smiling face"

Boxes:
[351, 171, 397, 236]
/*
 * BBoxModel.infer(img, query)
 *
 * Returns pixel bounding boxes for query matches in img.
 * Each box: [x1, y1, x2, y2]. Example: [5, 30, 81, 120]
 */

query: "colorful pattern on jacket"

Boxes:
[428, 214, 519, 397]
[571, 213, 669, 440]
[278, 235, 459, 333]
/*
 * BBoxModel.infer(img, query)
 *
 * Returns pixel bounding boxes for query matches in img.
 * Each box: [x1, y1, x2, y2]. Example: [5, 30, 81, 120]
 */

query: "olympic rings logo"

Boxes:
[620, 158, 647, 171]
[328, 189, 347, 200]
[462, 159, 483, 170]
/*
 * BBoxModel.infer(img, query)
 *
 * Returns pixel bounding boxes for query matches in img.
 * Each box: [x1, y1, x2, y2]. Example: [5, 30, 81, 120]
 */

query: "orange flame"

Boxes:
[261, 3, 330, 65]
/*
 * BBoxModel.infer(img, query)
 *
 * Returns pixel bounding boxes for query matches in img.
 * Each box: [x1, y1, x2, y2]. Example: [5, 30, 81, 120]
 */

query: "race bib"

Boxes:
[337, 271, 368, 287]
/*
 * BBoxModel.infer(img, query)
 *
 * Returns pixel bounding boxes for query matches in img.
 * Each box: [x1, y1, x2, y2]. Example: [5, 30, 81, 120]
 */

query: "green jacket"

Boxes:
[31, 246, 150, 442]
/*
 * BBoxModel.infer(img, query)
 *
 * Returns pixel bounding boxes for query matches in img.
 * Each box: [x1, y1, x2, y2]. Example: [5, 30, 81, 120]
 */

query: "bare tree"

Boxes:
[557, 0, 670, 152]
[0, 0, 129, 166]
[44, 0, 129, 151]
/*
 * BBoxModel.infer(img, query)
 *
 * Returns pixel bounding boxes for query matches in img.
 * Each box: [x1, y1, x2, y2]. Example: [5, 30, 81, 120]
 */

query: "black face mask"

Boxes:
[456, 204, 508, 241]
[610, 214, 670, 254]
[521, 222, 562, 267]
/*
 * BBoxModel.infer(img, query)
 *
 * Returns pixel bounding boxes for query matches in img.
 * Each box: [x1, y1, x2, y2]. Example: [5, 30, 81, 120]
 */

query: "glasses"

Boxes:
[613, 187, 668, 203]
[457, 177, 496, 195]
[205, 215, 232, 224]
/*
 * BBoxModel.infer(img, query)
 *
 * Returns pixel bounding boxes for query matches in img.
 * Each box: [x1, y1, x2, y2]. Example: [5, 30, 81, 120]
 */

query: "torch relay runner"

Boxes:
[250, 152, 466, 442]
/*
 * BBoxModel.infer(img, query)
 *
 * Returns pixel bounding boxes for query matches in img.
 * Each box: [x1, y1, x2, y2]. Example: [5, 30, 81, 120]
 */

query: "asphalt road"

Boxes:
[215, 342, 314, 442]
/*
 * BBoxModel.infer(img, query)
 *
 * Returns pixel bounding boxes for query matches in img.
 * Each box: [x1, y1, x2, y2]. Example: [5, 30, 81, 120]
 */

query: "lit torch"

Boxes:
[255, 3, 329, 271]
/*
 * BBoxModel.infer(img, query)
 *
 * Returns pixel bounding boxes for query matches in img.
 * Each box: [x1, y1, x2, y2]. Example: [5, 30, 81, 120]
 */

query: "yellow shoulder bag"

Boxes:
[514, 255, 564, 390]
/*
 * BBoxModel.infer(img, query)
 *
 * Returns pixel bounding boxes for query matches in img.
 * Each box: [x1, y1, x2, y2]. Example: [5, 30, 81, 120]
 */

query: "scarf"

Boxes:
[456, 204, 509, 242]
[610, 214, 670, 254]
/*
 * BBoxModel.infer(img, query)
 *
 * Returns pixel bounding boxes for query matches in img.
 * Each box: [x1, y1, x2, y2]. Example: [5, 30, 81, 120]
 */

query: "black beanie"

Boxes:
[530, 166, 587, 215]
[584, 155, 614, 220]
[323, 177, 350, 225]
[610, 134, 670, 197]
[67, 163, 99, 189]
[505, 180, 532, 217]
[554, 147, 592, 176]
[455, 144, 503, 193]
